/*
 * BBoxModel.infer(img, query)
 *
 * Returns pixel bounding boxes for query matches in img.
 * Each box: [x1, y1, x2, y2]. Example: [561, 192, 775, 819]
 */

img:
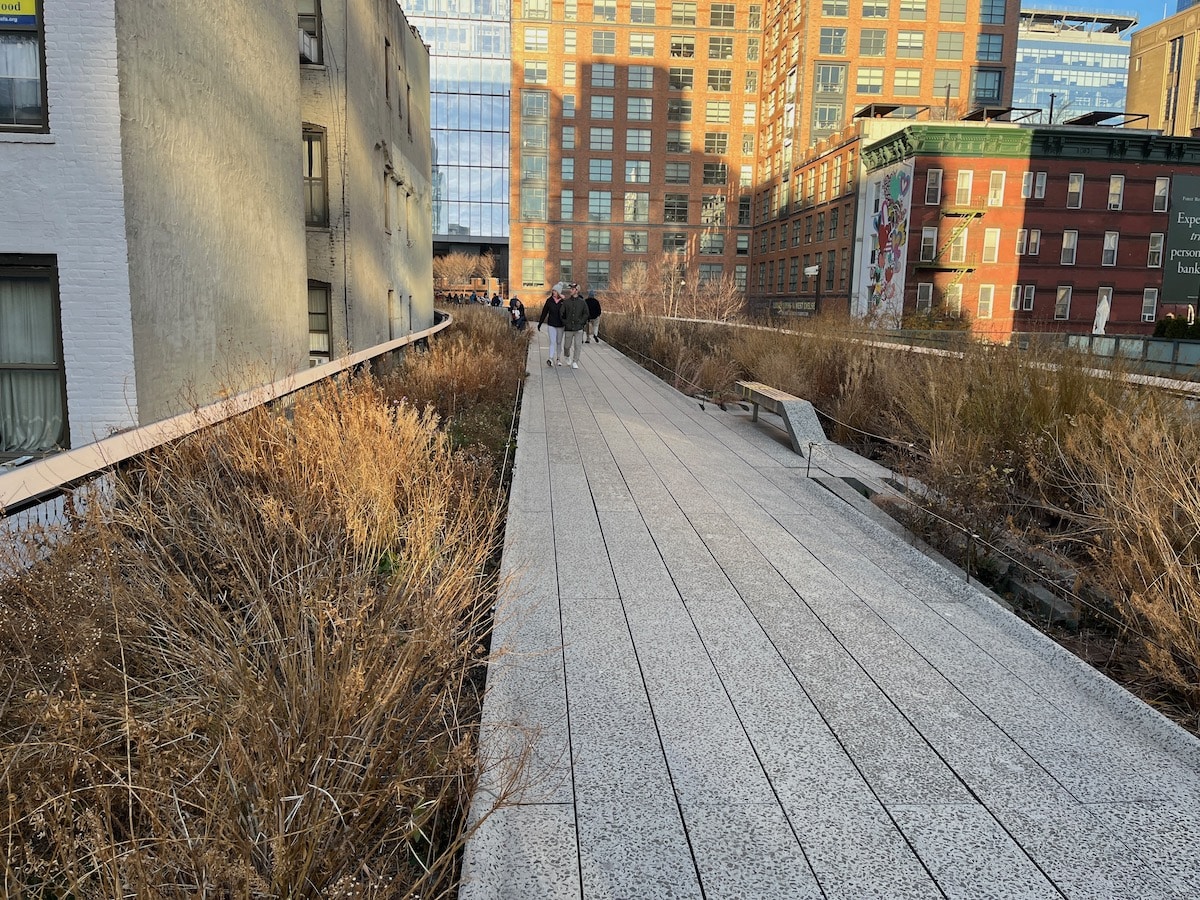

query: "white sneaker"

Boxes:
[556, 359, 562, 366]
[571, 362, 579, 369]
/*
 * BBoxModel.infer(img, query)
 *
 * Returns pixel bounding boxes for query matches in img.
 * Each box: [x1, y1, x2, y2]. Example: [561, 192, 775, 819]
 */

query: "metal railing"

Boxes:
[1, 313, 453, 524]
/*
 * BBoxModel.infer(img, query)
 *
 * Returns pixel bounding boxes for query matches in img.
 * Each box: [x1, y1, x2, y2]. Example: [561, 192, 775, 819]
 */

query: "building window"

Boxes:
[631, 0, 655, 23]
[737, 234, 750, 254]
[944, 283, 963, 314]
[708, 68, 733, 92]
[522, 90, 550, 117]
[916, 282, 934, 311]
[587, 191, 612, 222]
[940, 0, 966, 21]
[562, 94, 576, 118]
[667, 99, 693, 122]
[587, 228, 611, 252]
[981, 0, 1005, 23]
[701, 195, 726, 225]
[699, 263, 724, 283]
[1015, 228, 1028, 254]
[816, 64, 846, 95]
[523, 226, 547, 249]
[711, 3, 736, 26]
[1154, 176, 1170, 212]
[813, 104, 842, 131]
[988, 171, 1005, 206]
[593, 0, 617, 21]
[920, 227, 938, 261]
[743, 103, 756, 125]
[739, 196, 751, 225]
[671, 1, 697, 24]
[1142, 288, 1159, 322]
[934, 69, 961, 98]
[667, 130, 690, 152]
[1066, 173, 1084, 209]
[857, 67, 884, 94]
[624, 191, 650, 222]
[298, 0, 323, 64]
[1035, 172, 1047, 198]
[665, 162, 690, 183]
[700, 233, 725, 254]
[626, 129, 651, 153]
[590, 127, 614, 150]
[564, 30, 577, 54]
[589, 158, 612, 182]
[521, 258, 545, 288]
[823, 0, 849, 14]
[948, 229, 967, 262]
[897, 31, 925, 59]
[1055, 285, 1072, 320]
[860, 29, 886, 56]
[899, 0, 926, 18]
[819, 28, 848, 54]
[670, 67, 694, 90]
[591, 63, 615, 87]
[746, 70, 758, 93]
[1102, 231, 1119, 266]
[524, 27, 548, 51]
[665, 194, 689, 223]
[308, 281, 331, 365]
[663, 232, 688, 252]
[1061, 230, 1077, 265]
[894, 69, 921, 96]
[863, 0, 889, 16]
[303, 128, 328, 226]
[936, 34, 964, 60]
[522, 154, 548, 181]
[1108, 175, 1124, 210]
[977, 34, 1002, 62]
[525, 0, 550, 17]
[709, 37, 734, 59]
[1149, 233, 1164, 267]
[562, 126, 575, 149]
[0, 256, 67, 454]
[706, 100, 731, 123]
[971, 68, 1003, 104]
[671, 35, 696, 58]
[560, 190, 573, 218]
[983, 228, 1000, 263]
[558, 260, 573, 282]
[592, 31, 615, 54]
[524, 61, 548, 83]
[630, 33, 654, 56]
[628, 66, 654, 89]
[522, 187, 547, 218]
[628, 97, 652, 120]
[977, 285, 994, 319]
[561, 228, 573, 251]
[703, 163, 728, 185]
[748, 37, 760, 60]
[587, 260, 610, 289]
[625, 230, 649, 253]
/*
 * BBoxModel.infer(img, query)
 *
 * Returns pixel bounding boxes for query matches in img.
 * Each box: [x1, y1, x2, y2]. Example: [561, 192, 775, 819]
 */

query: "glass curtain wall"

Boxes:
[406, 0, 511, 241]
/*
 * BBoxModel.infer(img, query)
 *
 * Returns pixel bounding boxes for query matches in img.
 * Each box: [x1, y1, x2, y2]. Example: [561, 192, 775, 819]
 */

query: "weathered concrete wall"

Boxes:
[302, 0, 433, 354]
[115, 0, 308, 421]
[0, 0, 139, 447]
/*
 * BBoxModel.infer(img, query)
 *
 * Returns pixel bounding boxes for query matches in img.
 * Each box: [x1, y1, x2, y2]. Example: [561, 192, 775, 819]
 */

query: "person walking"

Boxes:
[560, 283, 590, 369]
[508, 296, 527, 331]
[585, 289, 602, 343]
[537, 282, 566, 366]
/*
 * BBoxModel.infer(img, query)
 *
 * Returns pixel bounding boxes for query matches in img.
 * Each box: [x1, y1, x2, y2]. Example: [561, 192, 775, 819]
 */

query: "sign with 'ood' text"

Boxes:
[1165, 174, 1200, 304]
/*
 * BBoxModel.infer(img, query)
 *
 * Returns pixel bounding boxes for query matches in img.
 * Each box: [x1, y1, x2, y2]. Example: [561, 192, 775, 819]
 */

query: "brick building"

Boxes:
[1128, 7, 1200, 137]
[857, 122, 1199, 338]
[0, 0, 433, 459]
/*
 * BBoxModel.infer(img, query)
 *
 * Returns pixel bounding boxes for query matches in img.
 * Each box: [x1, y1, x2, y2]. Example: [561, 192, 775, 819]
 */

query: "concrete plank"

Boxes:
[459, 803, 580, 900]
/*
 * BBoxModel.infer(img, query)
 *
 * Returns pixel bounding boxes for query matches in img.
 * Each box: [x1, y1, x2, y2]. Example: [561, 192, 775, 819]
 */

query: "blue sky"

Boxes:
[1133, 0, 1176, 29]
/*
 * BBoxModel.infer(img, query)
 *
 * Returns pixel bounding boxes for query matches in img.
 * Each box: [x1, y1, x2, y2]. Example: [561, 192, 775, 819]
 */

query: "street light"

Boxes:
[804, 264, 821, 316]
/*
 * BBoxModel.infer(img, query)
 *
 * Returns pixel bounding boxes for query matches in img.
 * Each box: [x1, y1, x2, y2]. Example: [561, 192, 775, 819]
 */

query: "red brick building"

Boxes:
[857, 122, 1200, 339]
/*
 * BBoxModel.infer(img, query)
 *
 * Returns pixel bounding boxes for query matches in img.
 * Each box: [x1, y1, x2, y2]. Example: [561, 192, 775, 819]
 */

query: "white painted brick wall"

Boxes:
[0, 0, 139, 447]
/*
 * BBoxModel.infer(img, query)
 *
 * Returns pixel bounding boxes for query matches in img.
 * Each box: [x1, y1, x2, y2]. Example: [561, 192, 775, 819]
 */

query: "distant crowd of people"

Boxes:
[437, 290, 505, 307]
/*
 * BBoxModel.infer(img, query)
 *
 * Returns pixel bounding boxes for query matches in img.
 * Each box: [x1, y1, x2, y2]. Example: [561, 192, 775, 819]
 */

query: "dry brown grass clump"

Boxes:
[0, 376, 506, 897]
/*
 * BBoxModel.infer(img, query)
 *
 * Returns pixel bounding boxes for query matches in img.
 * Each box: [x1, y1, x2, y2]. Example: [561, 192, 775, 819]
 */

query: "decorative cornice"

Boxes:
[862, 123, 1200, 171]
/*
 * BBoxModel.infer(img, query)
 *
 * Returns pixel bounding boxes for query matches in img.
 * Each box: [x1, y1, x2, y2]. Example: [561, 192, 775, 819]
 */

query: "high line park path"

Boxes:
[459, 334, 1200, 900]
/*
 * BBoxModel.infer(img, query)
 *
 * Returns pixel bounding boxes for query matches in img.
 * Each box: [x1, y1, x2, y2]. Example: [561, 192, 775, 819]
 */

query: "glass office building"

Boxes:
[1013, 8, 1136, 121]
[406, 0, 510, 244]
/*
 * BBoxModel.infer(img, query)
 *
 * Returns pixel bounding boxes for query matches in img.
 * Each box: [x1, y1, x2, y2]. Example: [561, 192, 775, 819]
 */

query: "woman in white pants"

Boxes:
[537, 282, 567, 366]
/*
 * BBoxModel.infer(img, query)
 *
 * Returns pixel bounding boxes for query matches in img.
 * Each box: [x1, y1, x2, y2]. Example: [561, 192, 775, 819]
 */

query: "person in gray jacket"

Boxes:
[560, 283, 590, 369]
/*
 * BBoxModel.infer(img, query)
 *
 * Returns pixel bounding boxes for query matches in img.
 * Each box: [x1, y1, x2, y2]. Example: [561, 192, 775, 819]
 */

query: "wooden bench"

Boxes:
[735, 380, 826, 456]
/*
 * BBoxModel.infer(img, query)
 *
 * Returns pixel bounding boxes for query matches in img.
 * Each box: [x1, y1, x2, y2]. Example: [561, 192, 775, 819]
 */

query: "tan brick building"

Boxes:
[1128, 9, 1200, 137]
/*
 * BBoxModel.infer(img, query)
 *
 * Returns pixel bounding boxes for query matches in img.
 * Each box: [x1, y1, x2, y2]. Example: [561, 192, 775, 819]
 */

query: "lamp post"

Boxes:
[804, 264, 821, 316]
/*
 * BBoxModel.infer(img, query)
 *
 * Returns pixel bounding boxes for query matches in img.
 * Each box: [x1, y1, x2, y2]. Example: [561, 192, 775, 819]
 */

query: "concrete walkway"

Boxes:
[459, 333, 1200, 900]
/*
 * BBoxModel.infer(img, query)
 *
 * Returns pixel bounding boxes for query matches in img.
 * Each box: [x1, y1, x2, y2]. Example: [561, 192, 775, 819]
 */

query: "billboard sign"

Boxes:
[1164, 174, 1200, 304]
[0, 0, 38, 26]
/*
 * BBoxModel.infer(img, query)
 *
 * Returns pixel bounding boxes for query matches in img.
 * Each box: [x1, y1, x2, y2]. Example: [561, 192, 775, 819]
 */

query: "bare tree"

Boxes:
[432, 252, 479, 291]
[476, 250, 496, 286]
[690, 274, 747, 321]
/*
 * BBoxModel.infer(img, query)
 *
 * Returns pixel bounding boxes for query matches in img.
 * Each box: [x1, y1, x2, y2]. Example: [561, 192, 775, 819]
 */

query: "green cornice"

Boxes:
[861, 124, 1200, 172]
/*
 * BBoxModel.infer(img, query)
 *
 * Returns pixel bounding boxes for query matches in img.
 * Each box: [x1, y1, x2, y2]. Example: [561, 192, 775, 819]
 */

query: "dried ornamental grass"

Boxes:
[1, 377, 511, 898]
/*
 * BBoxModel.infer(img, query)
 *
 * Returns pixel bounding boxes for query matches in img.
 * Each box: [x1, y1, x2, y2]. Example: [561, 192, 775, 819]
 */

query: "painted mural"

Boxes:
[858, 160, 912, 326]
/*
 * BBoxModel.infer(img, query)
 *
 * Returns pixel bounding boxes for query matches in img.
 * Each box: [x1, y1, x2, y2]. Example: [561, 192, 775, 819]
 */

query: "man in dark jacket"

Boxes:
[560, 283, 590, 369]
[537, 282, 566, 366]
[585, 290, 602, 343]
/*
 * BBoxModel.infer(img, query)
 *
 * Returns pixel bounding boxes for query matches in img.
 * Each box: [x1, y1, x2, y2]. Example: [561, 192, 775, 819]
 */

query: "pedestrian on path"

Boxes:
[537, 282, 566, 366]
[560, 283, 589, 369]
[584, 289, 602, 343]
[508, 296, 527, 331]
